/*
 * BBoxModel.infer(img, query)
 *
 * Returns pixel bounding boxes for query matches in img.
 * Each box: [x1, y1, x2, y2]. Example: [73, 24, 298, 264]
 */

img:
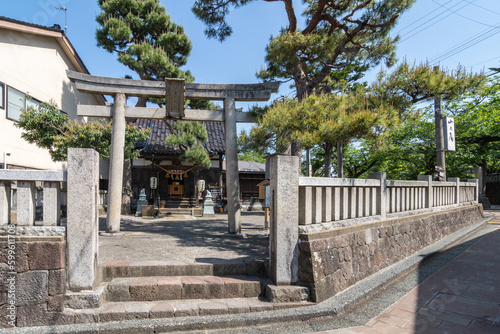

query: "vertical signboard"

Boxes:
[443, 116, 456, 151]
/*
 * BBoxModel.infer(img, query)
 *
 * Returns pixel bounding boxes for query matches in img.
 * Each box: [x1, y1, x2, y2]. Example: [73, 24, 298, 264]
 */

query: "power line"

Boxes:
[429, 23, 500, 65]
[396, 0, 455, 34]
[471, 55, 500, 68]
[470, 2, 500, 16]
[399, 0, 473, 43]
[433, 0, 499, 28]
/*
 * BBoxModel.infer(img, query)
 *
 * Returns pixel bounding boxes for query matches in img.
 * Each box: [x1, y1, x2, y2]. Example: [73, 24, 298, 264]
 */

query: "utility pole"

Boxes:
[434, 66, 446, 181]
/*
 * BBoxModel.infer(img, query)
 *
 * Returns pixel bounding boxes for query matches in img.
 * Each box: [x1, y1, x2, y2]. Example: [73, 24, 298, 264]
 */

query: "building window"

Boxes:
[7, 86, 25, 121]
[0, 82, 4, 109]
[26, 96, 41, 111]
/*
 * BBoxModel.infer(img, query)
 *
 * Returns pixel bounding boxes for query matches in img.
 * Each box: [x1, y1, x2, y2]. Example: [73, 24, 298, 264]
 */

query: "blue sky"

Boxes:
[2, 0, 500, 116]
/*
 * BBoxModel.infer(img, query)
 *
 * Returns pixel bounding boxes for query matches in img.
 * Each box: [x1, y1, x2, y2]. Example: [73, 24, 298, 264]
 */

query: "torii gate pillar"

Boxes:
[105, 93, 126, 234]
[67, 70, 279, 236]
[224, 97, 241, 235]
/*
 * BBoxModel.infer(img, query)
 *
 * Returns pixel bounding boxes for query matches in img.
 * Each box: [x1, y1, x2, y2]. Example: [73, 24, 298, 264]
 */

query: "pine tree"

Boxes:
[97, 0, 193, 107]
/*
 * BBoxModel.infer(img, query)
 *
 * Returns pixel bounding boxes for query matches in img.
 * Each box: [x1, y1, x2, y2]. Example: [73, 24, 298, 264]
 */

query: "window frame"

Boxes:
[6, 85, 26, 122]
[0, 82, 4, 110]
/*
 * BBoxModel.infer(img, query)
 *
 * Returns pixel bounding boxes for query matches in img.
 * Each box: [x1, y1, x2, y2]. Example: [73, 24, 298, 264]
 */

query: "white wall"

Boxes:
[0, 28, 103, 171]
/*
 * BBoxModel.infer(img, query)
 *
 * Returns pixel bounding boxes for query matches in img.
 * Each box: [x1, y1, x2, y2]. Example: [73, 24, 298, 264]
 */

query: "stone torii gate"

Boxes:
[67, 70, 279, 236]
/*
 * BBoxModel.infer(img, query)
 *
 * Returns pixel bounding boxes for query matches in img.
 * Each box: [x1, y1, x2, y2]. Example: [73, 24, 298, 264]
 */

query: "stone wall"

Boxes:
[297, 204, 484, 302]
[0, 234, 69, 328]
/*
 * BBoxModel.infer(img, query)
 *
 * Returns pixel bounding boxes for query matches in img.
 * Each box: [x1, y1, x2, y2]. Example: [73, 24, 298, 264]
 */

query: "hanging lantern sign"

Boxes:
[443, 116, 456, 152]
[150, 177, 158, 189]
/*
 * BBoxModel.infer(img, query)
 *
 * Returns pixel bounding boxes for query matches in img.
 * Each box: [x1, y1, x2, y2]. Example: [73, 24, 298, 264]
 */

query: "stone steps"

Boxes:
[106, 275, 263, 302]
[68, 298, 314, 324]
[101, 260, 267, 281]
[64, 260, 312, 325]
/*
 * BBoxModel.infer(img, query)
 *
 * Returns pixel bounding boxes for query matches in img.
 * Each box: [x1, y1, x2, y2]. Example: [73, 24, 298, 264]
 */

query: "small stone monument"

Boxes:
[203, 190, 215, 216]
[136, 188, 148, 216]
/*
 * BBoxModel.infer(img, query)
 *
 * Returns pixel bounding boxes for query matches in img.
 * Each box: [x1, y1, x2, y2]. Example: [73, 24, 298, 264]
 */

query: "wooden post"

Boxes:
[264, 207, 269, 229]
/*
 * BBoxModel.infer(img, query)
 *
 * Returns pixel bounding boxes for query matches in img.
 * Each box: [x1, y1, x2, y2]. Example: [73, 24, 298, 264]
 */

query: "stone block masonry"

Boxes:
[0, 235, 68, 328]
[297, 204, 484, 302]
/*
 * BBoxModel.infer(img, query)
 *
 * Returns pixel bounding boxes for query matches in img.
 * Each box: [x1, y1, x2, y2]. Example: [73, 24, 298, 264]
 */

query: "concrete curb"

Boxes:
[3, 216, 492, 334]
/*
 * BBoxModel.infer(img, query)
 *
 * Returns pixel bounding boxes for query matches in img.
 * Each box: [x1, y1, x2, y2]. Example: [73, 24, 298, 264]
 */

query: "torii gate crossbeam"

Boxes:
[67, 70, 279, 236]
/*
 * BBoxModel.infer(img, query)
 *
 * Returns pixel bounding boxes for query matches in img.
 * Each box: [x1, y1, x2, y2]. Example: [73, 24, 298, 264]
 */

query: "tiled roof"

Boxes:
[135, 119, 225, 155]
[238, 161, 265, 173]
[0, 16, 64, 33]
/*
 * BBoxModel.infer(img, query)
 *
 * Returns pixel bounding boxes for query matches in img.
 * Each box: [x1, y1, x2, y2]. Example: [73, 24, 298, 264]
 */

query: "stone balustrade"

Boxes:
[267, 155, 480, 289]
[0, 170, 67, 226]
[297, 172, 478, 231]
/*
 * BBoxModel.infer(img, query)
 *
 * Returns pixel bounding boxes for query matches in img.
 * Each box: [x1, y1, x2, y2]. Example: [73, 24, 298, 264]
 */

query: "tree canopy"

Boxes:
[96, 0, 192, 83]
[248, 62, 485, 177]
[193, 0, 416, 99]
[340, 75, 500, 180]
[165, 121, 211, 168]
[16, 102, 149, 161]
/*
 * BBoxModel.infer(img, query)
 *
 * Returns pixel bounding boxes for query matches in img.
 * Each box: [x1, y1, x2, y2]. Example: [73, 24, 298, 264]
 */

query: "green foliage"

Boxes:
[96, 0, 192, 82]
[373, 62, 486, 114]
[193, 0, 416, 98]
[192, 0, 254, 41]
[237, 129, 266, 163]
[165, 121, 211, 169]
[257, 87, 398, 152]
[16, 102, 149, 161]
[342, 75, 500, 180]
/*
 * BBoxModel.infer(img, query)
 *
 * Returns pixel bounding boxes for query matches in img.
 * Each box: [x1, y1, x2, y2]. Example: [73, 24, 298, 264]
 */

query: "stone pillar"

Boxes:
[0, 181, 10, 225]
[67, 148, 99, 291]
[269, 155, 300, 285]
[369, 172, 387, 219]
[43, 182, 60, 226]
[106, 93, 126, 234]
[418, 175, 433, 209]
[473, 166, 490, 208]
[448, 177, 460, 205]
[17, 181, 36, 226]
[224, 96, 241, 235]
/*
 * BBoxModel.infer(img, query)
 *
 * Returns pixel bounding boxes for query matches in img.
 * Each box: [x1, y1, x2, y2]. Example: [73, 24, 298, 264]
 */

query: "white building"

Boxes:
[0, 16, 105, 170]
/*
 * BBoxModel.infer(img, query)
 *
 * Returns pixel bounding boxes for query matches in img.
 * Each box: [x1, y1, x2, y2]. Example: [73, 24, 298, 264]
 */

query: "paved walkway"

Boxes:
[98, 212, 269, 263]
[312, 210, 500, 334]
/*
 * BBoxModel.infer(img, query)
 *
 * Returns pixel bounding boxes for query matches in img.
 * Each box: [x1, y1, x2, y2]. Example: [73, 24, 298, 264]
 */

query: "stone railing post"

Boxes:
[0, 181, 10, 225]
[17, 181, 36, 225]
[369, 172, 387, 219]
[67, 148, 100, 291]
[43, 181, 61, 226]
[448, 177, 460, 205]
[467, 179, 479, 203]
[269, 154, 300, 285]
[418, 175, 433, 209]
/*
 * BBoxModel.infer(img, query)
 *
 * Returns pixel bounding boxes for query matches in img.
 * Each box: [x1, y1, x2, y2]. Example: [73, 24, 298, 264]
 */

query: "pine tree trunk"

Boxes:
[291, 140, 303, 174]
[337, 141, 344, 178]
[324, 142, 333, 177]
